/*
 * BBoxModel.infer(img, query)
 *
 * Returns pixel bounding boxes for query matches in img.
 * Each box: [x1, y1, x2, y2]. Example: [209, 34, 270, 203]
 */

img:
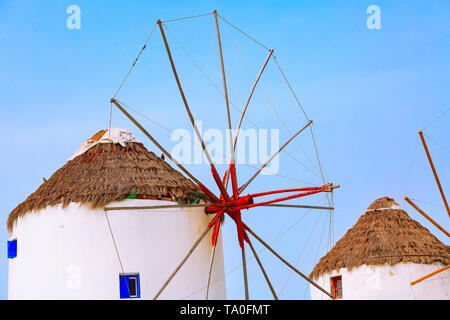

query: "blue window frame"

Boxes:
[119, 274, 140, 299]
[7, 240, 17, 259]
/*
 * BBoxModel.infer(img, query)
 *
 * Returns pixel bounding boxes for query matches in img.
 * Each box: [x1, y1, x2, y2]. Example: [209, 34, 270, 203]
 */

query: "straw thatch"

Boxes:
[310, 197, 450, 279]
[7, 141, 208, 232]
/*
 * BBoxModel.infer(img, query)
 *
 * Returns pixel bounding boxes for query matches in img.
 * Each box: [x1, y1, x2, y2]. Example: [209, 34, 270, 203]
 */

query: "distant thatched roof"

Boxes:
[7, 133, 208, 232]
[310, 197, 450, 279]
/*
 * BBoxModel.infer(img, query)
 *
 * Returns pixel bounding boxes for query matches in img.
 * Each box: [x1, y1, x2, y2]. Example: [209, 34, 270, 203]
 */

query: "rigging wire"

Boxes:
[113, 23, 158, 99]
[409, 198, 445, 209]
[303, 209, 328, 299]
[272, 53, 333, 201]
[272, 55, 309, 121]
[159, 24, 323, 184]
[104, 211, 132, 299]
[277, 206, 324, 297]
[116, 99, 319, 186]
[309, 124, 332, 210]
[109, 23, 157, 133]
[163, 23, 318, 179]
[218, 14, 271, 52]
[423, 132, 450, 155]
[421, 107, 449, 131]
[161, 12, 213, 24]
[221, 23, 322, 177]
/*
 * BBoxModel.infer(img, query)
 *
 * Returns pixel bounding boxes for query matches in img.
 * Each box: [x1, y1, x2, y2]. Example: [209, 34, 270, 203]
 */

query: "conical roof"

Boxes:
[7, 129, 207, 232]
[310, 197, 450, 279]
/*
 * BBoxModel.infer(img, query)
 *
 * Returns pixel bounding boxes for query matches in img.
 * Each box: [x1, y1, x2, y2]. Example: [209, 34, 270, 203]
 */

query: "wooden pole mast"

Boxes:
[213, 10, 234, 164]
[404, 197, 450, 237]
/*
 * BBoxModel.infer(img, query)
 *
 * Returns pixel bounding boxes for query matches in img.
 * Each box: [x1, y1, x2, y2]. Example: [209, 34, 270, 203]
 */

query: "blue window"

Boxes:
[119, 274, 140, 299]
[7, 240, 17, 259]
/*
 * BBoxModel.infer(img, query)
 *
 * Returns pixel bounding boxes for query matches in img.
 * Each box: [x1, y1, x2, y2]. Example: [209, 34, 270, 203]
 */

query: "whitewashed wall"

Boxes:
[310, 263, 450, 300]
[8, 199, 226, 300]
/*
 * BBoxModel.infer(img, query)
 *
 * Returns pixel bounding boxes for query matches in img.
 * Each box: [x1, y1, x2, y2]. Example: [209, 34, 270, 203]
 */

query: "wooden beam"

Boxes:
[419, 130, 450, 218]
[205, 225, 220, 300]
[410, 265, 450, 286]
[404, 197, 449, 237]
[213, 10, 234, 163]
[158, 20, 231, 202]
[104, 203, 209, 211]
[264, 204, 334, 210]
[242, 247, 249, 300]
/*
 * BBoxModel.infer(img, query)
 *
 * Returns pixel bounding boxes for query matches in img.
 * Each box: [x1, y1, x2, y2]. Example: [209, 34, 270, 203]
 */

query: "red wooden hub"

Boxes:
[201, 160, 334, 250]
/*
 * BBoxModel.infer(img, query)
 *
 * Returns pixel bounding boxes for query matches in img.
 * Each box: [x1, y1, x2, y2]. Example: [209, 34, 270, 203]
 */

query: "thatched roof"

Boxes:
[7, 130, 208, 232]
[310, 197, 450, 279]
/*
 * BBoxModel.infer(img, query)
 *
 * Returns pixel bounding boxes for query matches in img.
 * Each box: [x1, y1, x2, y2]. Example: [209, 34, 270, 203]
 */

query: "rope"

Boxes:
[104, 211, 132, 299]
[161, 12, 213, 24]
[113, 23, 157, 99]
[423, 132, 450, 154]
[310, 124, 332, 211]
[422, 107, 449, 131]
[222, 24, 322, 177]
[109, 23, 157, 132]
[303, 210, 328, 299]
[409, 197, 445, 208]
[272, 55, 309, 121]
[217, 14, 270, 52]
[278, 205, 323, 296]
[144, 26, 322, 185]
[116, 99, 319, 186]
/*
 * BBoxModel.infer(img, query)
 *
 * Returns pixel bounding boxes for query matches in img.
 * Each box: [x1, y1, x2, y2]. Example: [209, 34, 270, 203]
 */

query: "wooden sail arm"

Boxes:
[404, 196, 450, 238]
[419, 130, 450, 219]
[206, 184, 338, 214]
[410, 265, 450, 286]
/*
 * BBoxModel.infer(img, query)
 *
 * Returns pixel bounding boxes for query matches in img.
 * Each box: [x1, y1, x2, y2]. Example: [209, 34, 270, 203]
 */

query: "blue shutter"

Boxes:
[7, 240, 17, 259]
[119, 274, 141, 299]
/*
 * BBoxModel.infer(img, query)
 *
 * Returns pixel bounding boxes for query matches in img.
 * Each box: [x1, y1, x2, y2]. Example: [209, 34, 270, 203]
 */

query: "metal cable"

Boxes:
[218, 14, 271, 52]
[278, 206, 323, 296]
[422, 107, 449, 131]
[303, 210, 328, 299]
[161, 12, 213, 24]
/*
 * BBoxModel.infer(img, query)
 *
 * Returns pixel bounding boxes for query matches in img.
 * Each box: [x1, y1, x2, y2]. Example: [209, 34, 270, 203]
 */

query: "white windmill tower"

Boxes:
[309, 197, 450, 300]
[7, 128, 227, 299]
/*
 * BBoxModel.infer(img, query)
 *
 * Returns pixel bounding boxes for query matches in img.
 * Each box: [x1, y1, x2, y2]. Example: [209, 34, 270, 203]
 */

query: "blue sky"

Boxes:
[0, 0, 449, 300]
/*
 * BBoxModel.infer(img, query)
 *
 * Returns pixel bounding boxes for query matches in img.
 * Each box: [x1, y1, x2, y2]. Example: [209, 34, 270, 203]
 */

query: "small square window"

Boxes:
[330, 275, 343, 299]
[7, 240, 17, 259]
[119, 274, 140, 299]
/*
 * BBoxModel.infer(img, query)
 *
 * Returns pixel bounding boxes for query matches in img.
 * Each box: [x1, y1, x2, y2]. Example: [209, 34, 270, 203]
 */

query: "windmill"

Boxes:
[108, 10, 340, 300]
